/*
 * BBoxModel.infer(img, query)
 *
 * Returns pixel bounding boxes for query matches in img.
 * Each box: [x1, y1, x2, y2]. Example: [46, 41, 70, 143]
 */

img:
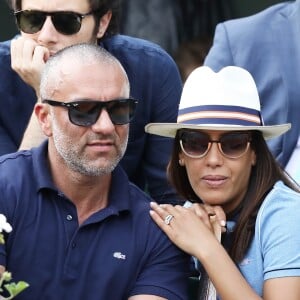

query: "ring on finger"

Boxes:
[164, 214, 174, 225]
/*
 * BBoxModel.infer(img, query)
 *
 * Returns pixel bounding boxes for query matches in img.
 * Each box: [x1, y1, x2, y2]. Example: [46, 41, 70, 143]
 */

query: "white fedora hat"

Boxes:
[145, 66, 290, 139]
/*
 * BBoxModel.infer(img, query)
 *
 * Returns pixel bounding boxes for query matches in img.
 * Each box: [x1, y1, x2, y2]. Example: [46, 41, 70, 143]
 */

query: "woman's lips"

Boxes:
[202, 175, 228, 187]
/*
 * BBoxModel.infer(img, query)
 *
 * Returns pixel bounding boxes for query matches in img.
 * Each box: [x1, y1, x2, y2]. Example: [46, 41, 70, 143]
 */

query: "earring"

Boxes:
[179, 159, 184, 166]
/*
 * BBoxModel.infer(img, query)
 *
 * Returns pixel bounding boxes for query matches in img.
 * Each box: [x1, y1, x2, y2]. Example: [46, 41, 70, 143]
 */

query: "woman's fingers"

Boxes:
[150, 202, 225, 232]
[149, 203, 178, 237]
[149, 202, 221, 256]
[192, 203, 226, 231]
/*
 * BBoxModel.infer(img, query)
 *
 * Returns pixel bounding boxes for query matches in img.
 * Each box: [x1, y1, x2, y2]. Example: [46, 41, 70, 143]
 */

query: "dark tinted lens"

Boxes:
[106, 99, 136, 125]
[52, 12, 81, 35]
[15, 10, 82, 35]
[220, 133, 249, 157]
[69, 102, 100, 126]
[16, 11, 45, 33]
[68, 99, 137, 126]
[181, 131, 209, 156]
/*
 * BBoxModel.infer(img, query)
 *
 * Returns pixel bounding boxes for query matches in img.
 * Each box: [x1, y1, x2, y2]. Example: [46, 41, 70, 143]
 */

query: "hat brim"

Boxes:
[145, 123, 291, 140]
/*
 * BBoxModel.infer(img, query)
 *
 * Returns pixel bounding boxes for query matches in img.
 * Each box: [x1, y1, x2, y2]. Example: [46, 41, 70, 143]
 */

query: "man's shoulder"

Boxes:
[0, 38, 30, 91]
[100, 34, 181, 99]
[223, 1, 295, 30]
[0, 39, 11, 55]
[126, 182, 158, 219]
[0, 39, 12, 69]
[0, 144, 45, 175]
[102, 34, 166, 52]
[0, 150, 32, 170]
[128, 182, 152, 207]
[210, 1, 296, 54]
[0, 150, 35, 192]
[101, 34, 174, 64]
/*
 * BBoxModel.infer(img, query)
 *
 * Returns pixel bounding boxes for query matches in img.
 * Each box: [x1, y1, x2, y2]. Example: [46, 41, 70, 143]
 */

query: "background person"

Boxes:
[173, 36, 212, 82]
[0, 0, 182, 203]
[204, 0, 300, 184]
[0, 43, 190, 300]
[146, 66, 300, 299]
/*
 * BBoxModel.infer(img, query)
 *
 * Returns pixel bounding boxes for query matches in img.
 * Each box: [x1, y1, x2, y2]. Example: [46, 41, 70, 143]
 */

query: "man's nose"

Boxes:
[37, 16, 59, 43]
[90, 109, 115, 133]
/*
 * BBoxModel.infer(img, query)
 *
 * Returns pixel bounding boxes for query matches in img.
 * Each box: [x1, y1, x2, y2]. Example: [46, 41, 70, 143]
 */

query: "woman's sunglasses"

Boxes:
[14, 10, 96, 35]
[179, 130, 251, 159]
[42, 98, 138, 126]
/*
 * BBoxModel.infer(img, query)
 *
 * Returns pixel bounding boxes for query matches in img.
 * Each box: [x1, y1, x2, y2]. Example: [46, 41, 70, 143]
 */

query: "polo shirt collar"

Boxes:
[31, 140, 132, 214]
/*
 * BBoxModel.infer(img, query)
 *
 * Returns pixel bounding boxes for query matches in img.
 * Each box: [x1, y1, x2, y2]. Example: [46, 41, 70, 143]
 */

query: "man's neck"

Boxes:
[48, 152, 112, 225]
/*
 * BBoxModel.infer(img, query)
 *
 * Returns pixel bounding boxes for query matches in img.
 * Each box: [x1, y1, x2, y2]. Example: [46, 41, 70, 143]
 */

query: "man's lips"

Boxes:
[87, 141, 114, 152]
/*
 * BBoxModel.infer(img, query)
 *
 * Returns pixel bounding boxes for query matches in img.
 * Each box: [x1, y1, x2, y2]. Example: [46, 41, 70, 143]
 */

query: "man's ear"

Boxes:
[35, 103, 52, 137]
[96, 10, 112, 39]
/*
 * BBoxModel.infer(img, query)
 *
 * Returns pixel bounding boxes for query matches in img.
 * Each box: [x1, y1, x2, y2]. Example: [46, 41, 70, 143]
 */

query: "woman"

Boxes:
[145, 66, 300, 299]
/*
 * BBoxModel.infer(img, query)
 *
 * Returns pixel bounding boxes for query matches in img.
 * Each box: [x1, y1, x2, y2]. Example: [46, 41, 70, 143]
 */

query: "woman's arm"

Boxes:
[149, 202, 300, 300]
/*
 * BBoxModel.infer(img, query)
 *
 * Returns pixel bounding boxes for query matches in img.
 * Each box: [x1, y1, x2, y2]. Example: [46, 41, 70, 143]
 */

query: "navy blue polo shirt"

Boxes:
[0, 141, 189, 299]
[0, 34, 182, 203]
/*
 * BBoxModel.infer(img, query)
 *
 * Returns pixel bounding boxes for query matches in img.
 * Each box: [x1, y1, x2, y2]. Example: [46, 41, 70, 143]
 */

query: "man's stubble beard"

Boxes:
[51, 116, 128, 177]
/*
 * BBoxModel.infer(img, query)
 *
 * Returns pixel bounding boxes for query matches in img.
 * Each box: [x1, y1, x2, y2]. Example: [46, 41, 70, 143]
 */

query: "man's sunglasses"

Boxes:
[42, 98, 138, 126]
[14, 10, 96, 35]
[179, 130, 251, 159]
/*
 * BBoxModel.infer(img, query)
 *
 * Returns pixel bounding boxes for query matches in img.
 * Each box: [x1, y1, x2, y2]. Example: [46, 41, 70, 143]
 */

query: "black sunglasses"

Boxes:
[14, 10, 96, 35]
[179, 130, 251, 159]
[42, 98, 138, 126]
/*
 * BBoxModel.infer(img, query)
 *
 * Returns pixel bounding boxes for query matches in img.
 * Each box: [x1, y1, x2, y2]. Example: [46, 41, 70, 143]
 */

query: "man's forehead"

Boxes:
[47, 63, 125, 97]
[20, 0, 91, 11]
[58, 60, 113, 77]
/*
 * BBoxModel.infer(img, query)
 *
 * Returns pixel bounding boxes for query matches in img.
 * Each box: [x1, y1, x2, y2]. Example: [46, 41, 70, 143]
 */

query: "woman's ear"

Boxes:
[35, 103, 52, 137]
[96, 10, 112, 39]
[251, 151, 257, 166]
[178, 153, 185, 166]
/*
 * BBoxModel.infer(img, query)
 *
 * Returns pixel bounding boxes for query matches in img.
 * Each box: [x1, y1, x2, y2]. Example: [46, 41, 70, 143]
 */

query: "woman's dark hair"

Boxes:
[8, 0, 120, 37]
[169, 129, 300, 259]
[168, 129, 300, 299]
[228, 131, 300, 260]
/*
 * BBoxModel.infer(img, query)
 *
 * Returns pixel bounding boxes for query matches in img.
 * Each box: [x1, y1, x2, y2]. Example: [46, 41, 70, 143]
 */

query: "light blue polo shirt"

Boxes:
[238, 181, 300, 295]
[285, 136, 300, 184]
[194, 181, 300, 299]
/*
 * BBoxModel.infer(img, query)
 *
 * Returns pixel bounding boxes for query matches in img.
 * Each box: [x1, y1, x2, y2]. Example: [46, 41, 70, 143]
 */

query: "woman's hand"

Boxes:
[149, 202, 226, 258]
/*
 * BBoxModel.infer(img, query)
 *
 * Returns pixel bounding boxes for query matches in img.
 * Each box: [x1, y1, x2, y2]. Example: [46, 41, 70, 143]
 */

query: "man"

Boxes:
[204, 0, 300, 183]
[0, 43, 189, 299]
[0, 0, 182, 203]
